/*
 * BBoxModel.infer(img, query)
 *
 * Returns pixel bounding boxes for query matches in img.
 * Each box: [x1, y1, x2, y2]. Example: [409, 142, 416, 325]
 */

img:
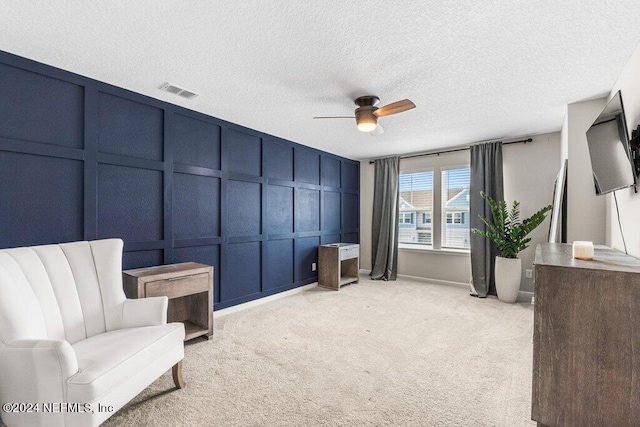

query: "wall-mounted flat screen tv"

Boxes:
[586, 91, 636, 195]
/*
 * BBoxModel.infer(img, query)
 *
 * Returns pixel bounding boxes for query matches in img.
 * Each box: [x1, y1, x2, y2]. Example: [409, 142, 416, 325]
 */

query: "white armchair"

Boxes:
[0, 239, 185, 426]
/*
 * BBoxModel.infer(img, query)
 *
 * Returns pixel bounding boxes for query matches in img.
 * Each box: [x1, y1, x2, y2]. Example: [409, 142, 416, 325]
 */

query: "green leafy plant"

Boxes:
[471, 191, 553, 258]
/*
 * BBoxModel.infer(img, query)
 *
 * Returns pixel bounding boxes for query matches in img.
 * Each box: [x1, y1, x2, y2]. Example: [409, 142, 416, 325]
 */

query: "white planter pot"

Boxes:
[494, 256, 521, 303]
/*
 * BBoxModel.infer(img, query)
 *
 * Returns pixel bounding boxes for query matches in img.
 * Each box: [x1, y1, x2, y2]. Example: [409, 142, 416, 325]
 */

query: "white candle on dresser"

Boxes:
[572, 241, 594, 260]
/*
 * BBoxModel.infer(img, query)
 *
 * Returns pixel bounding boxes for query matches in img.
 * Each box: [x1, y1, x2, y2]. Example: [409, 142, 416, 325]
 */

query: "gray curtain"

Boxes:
[370, 157, 400, 281]
[469, 142, 504, 297]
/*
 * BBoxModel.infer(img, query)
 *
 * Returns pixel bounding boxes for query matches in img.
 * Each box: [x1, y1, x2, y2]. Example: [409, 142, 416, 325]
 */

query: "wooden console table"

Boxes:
[318, 243, 359, 290]
[123, 262, 213, 341]
[532, 243, 640, 426]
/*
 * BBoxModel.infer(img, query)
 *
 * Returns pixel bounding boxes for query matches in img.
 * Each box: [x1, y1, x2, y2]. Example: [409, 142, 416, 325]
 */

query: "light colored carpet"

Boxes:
[103, 276, 535, 426]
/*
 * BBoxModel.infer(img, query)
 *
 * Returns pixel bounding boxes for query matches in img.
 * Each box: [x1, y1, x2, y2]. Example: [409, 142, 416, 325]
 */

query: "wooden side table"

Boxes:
[123, 262, 213, 341]
[318, 243, 359, 290]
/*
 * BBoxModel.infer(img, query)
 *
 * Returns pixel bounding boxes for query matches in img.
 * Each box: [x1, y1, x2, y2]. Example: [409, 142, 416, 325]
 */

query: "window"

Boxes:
[441, 168, 471, 249]
[398, 171, 433, 246]
[399, 212, 414, 224]
[398, 166, 469, 251]
[417, 232, 432, 244]
[445, 212, 463, 224]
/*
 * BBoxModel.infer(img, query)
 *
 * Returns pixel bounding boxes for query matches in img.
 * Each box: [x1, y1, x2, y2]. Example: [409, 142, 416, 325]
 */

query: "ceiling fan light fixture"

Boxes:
[357, 120, 377, 132]
[312, 95, 414, 136]
[356, 109, 377, 132]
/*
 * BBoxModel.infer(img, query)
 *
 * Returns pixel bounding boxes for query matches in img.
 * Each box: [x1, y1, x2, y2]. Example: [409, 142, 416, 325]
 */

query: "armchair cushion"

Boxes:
[68, 323, 184, 402]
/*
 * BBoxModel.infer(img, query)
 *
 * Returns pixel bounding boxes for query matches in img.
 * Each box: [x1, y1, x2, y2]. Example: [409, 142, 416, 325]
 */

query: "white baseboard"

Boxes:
[362, 270, 534, 303]
[399, 275, 534, 303]
[397, 273, 468, 288]
[214, 282, 318, 318]
[518, 290, 534, 303]
[360, 269, 468, 289]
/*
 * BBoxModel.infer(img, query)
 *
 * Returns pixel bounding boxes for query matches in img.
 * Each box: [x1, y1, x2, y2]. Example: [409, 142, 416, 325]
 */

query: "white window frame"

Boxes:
[398, 165, 470, 254]
[398, 168, 434, 248]
[441, 165, 471, 250]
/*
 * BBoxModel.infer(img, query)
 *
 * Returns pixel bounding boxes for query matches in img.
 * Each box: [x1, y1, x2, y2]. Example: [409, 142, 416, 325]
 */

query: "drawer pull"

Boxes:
[145, 272, 209, 298]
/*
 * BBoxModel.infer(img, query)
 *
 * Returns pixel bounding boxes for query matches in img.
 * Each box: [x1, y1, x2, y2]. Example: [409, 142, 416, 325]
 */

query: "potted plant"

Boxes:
[471, 192, 552, 303]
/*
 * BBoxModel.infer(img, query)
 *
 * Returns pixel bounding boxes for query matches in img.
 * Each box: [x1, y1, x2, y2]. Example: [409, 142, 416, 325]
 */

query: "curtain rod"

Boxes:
[368, 138, 533, 164]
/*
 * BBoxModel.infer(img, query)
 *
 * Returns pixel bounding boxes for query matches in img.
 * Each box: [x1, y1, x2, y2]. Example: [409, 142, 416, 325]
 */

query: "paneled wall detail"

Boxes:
[0, 51, 359, 309]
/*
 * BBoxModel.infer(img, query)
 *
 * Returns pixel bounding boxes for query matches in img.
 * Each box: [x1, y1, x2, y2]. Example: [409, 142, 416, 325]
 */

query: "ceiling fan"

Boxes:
[313, 96, 416, 135]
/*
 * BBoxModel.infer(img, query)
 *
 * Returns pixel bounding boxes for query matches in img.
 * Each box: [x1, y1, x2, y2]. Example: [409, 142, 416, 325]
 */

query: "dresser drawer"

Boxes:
[145, 272, 209, 299]
[340, 246, 359, 260]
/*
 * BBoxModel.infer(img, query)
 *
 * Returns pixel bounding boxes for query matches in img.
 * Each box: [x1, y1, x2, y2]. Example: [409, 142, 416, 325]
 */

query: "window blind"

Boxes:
[398, 171, 433, 246]
[441, 168, 470, 249]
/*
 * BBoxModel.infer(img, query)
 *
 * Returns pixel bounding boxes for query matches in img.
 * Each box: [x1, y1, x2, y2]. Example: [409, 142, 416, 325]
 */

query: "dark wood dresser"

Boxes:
[532, 243, 640, 426]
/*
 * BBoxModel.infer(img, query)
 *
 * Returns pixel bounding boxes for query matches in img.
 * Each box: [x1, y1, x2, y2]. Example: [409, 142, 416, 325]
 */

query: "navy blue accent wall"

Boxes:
[0, 51, 360, 309]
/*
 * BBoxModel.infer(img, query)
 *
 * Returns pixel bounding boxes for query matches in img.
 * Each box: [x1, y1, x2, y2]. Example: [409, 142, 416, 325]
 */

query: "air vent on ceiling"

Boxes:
[159, 83, 199, 100]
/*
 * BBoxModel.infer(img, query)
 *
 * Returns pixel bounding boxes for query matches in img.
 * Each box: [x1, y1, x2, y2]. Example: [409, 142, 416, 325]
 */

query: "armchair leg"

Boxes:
[172, 360, 184, 389]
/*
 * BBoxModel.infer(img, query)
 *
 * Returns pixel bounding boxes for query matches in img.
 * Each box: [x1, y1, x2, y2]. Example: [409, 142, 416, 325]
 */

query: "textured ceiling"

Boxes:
[1, 1, 640, 160]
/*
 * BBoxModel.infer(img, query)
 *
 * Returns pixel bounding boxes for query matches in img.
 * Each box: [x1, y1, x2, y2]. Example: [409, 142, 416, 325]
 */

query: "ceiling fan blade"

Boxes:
[373, 99, 416, 117]
[313, 116, 355, 119]
[369, 123, 384, 136]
